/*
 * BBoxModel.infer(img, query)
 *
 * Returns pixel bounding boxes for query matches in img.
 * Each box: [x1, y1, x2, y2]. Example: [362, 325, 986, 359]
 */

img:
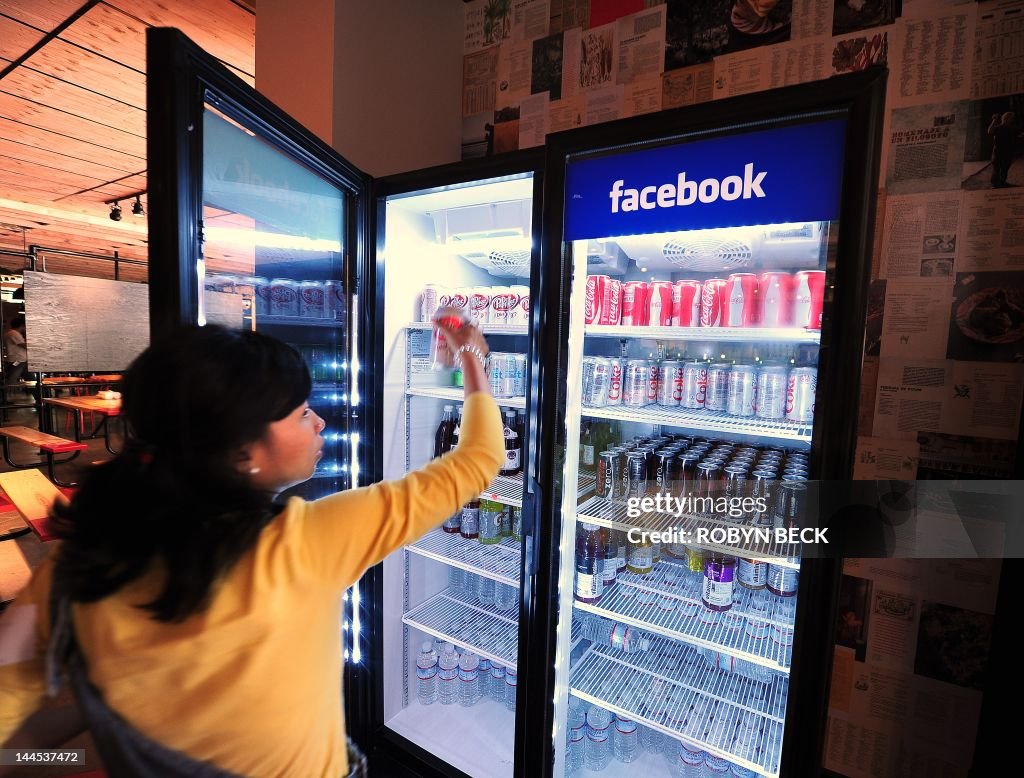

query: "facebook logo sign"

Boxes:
[564, 118, 848, 241]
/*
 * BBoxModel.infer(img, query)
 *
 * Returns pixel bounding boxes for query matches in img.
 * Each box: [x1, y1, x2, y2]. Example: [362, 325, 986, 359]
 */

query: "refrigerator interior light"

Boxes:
[350, 581, 362, 664]
[204, 225, 342, 253]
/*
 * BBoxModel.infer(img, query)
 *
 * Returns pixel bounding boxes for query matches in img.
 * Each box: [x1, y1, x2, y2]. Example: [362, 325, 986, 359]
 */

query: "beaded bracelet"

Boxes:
[453, 343, 488, 370]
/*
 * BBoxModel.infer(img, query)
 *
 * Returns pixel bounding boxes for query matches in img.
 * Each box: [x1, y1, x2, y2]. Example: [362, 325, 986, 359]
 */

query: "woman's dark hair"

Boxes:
[10, 314, 25, 328]
[51, 325, 311, 622]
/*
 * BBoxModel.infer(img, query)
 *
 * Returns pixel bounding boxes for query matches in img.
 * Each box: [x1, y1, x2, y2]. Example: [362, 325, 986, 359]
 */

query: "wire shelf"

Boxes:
[577, 496, 801, 568]
[256, 315, 345, 328]
[574, 559, 796, 672]
[407, 529, 520, 585]
[577, 473, 596, 500]
[586, 324, 820, 344]
[403, 590, 518, 670]
[408, 322, 528, 336]
[580, 404, 811, 448]
[570, 644, 786, 777]
[407, 386, 527, 409]
[482, 474, 524, 507]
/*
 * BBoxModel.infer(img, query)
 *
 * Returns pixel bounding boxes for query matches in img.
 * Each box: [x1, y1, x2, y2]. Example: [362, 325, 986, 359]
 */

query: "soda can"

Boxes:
[487, 286, 512, 325]
[648, 281, 674, 327]
[773, 481, 808, 530]
[468, 287, 491, 325]
[489, 352, 507, 396]
[793, 270, 826, 329]
[622, 281, 649, 326]
[431, 313, 465, 370]
[298, 280, 327, 318]
[602, 278, 622, 325]
[737, 559, 768, 590]
[727, 364, 757, 417]
[269, 278, 300, 316]
[584, 275, 604, 324]
[678, 453, 701, 497]
[755, 365, 789, 420]
[606, 358, 623, 406]
[657, 360, 683, 407]
[681, 360, 708, 408]
[581, 356, 610, 407]
[623, 359, 649, 407]
[645, 361, 660, 404]
[511, 354, 528, 396]
[700, 278, 727, 327]
[325, 279, 346, 322]
[758, 272, 793, 327]
[767, 564, 799, 597]
[695, 462, 721, 504]
[420, 284, 446, 322]
[626, 452, 648, 499]
[509, 286, 530, 326]
[723, 465, 749, 504]
[723, 273, 759, 327]
[447, 287, 471, 320]
[597, 450, 625, 499]
[252, 277, 271, 316]
[653, 450, 677, 493]
[706, 364, 730, 411]
[786, 366, 817, 423]
[784, 464, 810, 478]
[672, 280, 701, 327]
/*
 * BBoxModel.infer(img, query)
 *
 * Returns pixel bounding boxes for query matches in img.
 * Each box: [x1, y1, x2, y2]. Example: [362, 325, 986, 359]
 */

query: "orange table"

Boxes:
[43, 396, 124, 454]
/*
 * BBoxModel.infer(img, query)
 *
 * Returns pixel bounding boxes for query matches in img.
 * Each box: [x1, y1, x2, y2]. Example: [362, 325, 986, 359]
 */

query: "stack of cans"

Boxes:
[488, 353, 528, 398]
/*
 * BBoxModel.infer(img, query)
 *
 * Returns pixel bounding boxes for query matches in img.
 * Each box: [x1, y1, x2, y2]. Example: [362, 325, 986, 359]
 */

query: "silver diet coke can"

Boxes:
[623, 359, 649, 407]
[706, 364, 730, 412]
[582, 357, 610, 407]
[657, 360, 683, 407]
[727, 364, 757, 417]
[681, 360, 708, 409]
[756, 365, 789, 420]
[606, 358, 623, 406]
[786, 366, 817, 423]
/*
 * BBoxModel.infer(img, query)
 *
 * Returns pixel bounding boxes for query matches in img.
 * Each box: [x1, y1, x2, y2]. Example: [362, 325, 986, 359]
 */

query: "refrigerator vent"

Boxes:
[483, 248, 532, 276]
[661, 235, 753, 271]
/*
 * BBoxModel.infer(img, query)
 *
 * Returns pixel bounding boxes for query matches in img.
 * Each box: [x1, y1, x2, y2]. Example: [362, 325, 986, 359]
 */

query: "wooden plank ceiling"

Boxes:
[0, 0, 255, 266]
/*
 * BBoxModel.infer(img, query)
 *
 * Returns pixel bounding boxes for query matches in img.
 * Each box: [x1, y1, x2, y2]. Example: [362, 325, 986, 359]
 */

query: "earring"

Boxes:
[248, 466, 261, 475]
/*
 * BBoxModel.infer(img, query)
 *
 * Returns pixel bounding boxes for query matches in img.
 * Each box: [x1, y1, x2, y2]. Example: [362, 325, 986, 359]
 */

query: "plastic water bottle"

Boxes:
[458, 651, 481, 707]
[505, 667, 517, 711]
[704, 754, 732, 776]
[415, 640, 438, 705]
[612, 714, 639, 762]
[669, 741, 705, 778]
[437, 643, 459, 705]
[567, 700, 586, 776]
[478, 657, 492, 699]
[490, 662, 506, 702]
[496, 582, 517, 611]
[640, 724, 664, 754]
[477, 572, 496, 607]
[585, 705, 612, 771]
[448, 566, 467, 598]
[580, 614, 651, 653]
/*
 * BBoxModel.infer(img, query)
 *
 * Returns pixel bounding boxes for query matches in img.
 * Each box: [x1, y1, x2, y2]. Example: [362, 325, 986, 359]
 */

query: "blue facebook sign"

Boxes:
[564, 118, 848, 241]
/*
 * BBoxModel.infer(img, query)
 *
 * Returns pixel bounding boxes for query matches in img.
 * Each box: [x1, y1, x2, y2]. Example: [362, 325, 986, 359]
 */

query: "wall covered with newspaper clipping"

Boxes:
[463, 1, 1014, 776]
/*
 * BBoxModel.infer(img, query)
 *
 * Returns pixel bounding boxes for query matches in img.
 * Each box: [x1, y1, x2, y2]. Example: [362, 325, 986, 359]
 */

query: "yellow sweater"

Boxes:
[0, 392, 504, 777]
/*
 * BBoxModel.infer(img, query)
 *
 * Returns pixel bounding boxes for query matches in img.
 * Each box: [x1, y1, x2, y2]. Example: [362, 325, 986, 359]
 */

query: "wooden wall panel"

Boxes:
[0, 154, 108, 192]
[23, 39, 145, 110]
[0, 1, 88, 31]
[0, 16, 44, 61]
[58, 2, 148, 73]
[0, 117, 143, 173]
[0, 92, 145, 158]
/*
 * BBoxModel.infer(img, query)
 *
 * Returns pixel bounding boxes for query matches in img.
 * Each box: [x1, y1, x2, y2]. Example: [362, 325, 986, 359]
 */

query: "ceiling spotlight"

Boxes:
[109, 202, 122, 221]
[131, 195, 145, 217]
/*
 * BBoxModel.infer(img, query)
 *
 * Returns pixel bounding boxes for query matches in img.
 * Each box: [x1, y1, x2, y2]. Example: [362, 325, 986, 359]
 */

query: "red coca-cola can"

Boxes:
[585, 275, 605, 324]
[723, 273, 759, 328]
[700, 278, 727, 327]
[672, 280, 701, 327]
[648, 281, 674, 327]
[758, 272, 793, 327]
[601, 278, 622, 326]
[793, 270, 825, 329]
[622, 281, 649, 326]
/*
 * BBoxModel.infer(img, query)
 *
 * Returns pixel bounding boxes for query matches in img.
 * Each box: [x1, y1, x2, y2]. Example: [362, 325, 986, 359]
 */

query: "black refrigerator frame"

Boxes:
[349, 149, 547, 778]
[527, 69, 888, 778]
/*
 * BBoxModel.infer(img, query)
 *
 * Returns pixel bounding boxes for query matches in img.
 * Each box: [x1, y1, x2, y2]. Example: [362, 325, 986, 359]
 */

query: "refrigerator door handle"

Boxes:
[522, 476, 542, 578]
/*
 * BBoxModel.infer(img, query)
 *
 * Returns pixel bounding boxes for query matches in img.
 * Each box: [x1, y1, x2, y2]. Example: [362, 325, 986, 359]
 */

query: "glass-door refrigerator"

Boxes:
[347, 153, 548, 777]
[530, 71, 887, 778]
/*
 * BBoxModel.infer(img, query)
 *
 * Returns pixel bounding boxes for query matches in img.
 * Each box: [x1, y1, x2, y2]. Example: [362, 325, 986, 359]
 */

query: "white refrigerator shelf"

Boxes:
[402, 590, 518, 670]
[482, 474, 524, 507]
[407, 529, 521, 586]
[406, 385, 527, 409]
[408, 321, 528, 336]
[577, 495, 801, 569]
[570, 642, 786, 777]
[580, 405, 812, 448]
[574, 559, 795, 672]
[585, 324, 821, 344]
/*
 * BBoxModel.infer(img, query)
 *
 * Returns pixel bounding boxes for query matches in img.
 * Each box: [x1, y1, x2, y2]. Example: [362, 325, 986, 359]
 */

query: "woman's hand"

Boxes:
[433, 307, 491, 396]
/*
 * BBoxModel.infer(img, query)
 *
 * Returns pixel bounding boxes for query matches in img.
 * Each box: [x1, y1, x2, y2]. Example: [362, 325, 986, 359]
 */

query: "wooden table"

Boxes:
[42, 396, 124, 454]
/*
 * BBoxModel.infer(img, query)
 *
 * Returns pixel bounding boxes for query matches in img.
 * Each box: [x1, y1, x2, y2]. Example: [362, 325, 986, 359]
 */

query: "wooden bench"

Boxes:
[0, 425, 87, 487]
[0, 469, 66, 542]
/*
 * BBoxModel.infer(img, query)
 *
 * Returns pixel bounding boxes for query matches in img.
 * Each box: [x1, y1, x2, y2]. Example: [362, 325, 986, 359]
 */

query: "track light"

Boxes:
[132, 195, 145, 217]
[109, 202, 122, 221]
